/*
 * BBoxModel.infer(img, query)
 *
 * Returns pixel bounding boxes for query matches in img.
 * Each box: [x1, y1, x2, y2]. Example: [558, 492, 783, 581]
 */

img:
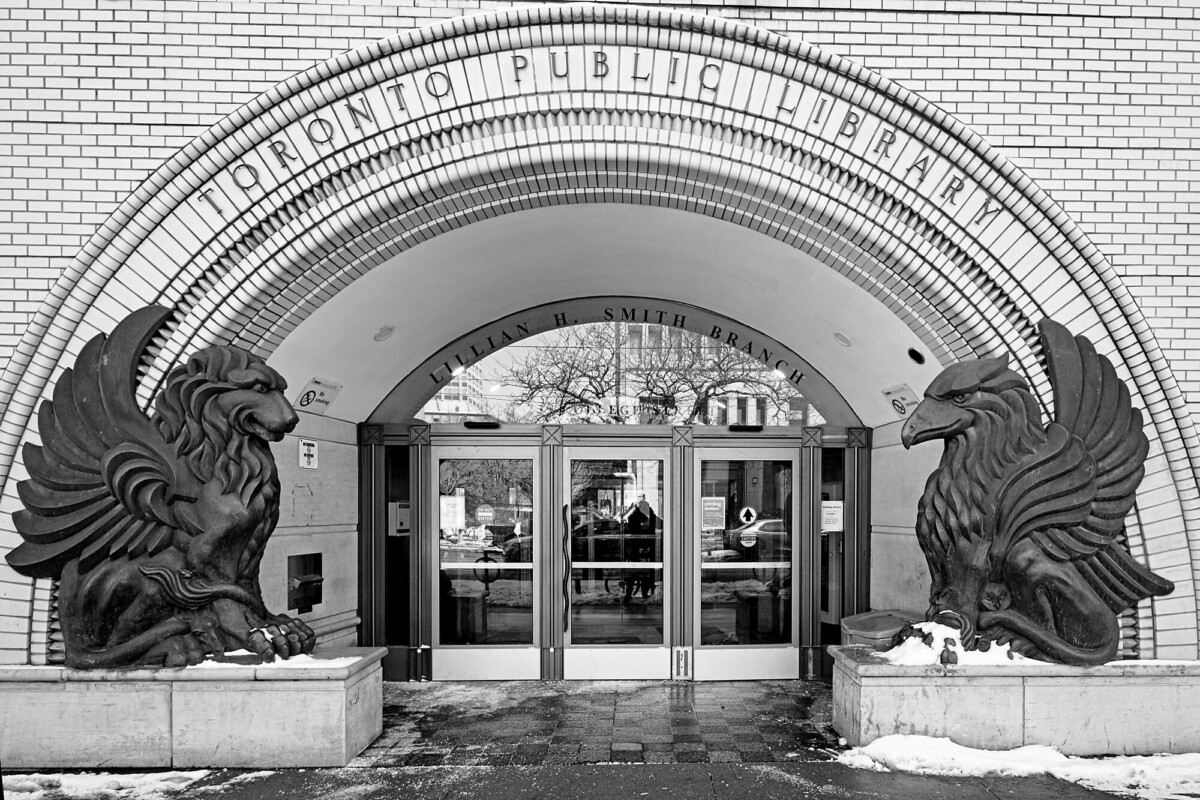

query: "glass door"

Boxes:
[693, 448, 800, 679]
[430, 446, 541, 679]
[562, 447, 672, 679]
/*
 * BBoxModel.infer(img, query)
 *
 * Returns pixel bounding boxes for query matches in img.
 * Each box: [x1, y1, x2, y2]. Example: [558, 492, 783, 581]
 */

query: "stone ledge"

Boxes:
[830, 645, 1200, 755]
[0, 647, 386, 769]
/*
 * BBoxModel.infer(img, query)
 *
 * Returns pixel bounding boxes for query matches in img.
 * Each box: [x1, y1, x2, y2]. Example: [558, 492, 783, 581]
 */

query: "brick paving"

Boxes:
[350, 681, 844, 767]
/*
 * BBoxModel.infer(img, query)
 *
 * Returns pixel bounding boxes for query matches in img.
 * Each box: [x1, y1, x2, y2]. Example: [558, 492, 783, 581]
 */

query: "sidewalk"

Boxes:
[175, 680, 1122, 799]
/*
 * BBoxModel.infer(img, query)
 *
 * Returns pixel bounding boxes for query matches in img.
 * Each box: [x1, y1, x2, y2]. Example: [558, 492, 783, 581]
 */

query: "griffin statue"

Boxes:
[899, 319, 1174, 665]
[5, 306, 316, 668]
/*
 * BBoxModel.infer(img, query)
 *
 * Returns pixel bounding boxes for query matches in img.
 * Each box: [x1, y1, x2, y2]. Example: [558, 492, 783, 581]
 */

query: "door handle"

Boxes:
[562, 503, 571, 633]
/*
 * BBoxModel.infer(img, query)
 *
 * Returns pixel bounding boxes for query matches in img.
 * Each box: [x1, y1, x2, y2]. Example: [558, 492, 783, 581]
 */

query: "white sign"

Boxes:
[821, 501, 843, 532]
[476, 504, 495, 524]
[295, 377, 343, 415]
[738, 506, 757, 525]
[701, 497, 726, 530]
[298, 438, 318, 470]
[882, 384, 920, 418]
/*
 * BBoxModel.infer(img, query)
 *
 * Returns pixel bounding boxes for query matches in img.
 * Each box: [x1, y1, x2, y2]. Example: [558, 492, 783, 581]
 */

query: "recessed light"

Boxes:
[833, 332, 852, 347]
[373, 325, 395, 342]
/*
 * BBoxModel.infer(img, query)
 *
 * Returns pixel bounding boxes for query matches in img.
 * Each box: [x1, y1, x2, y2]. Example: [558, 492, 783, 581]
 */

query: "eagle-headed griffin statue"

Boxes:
[5, 306, 316, 668]
[900, 319, 1174, 665]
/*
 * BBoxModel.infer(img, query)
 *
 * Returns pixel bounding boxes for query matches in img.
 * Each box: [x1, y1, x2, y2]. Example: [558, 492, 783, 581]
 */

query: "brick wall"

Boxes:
[1, 0, 1196, 409]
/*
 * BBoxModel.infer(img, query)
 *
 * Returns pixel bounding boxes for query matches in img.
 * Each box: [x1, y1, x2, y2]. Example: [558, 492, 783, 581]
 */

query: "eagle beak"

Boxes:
[901, 398, 968, 448]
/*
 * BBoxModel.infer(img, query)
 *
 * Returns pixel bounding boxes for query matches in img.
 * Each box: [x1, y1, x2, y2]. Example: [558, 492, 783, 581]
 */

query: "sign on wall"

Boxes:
[295, 377, 343, 415]
[298, 438, 319, 470]
[881, 384, 920, 418]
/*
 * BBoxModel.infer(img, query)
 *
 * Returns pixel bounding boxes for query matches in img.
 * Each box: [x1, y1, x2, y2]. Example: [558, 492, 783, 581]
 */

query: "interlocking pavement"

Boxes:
[350, 680, 844, 767]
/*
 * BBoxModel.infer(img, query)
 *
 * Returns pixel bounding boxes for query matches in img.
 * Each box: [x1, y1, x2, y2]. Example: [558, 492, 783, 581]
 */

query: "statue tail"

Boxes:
[979, 608, 1119, 666]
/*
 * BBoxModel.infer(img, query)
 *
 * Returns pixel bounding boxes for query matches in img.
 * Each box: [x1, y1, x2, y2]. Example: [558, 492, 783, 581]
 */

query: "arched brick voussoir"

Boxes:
[148, 135, 1002, 391]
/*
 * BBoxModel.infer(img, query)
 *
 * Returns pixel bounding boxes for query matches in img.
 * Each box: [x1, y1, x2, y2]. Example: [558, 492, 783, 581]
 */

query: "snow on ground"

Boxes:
[882, 621, 1030, 665]
[2, 771, 207, 800]
[840, 735, 1200, 800]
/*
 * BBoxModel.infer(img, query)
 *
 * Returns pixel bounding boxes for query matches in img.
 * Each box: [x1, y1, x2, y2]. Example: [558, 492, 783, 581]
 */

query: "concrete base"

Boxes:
[0, 647, 386, 769]
[830, 645, 1200, 755]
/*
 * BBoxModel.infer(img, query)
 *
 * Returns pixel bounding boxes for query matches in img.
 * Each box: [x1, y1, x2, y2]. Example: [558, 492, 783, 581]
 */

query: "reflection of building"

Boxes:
[419, 374, 498, 424]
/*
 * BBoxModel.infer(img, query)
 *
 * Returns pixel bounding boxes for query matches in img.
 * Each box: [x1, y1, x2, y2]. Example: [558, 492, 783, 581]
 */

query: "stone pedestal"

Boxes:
[0, 647, 386, 769]
[831, 645, 1200, 755]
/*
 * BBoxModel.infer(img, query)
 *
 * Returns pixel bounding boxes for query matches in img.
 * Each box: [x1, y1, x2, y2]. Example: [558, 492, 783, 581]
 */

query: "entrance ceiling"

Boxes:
[269, 205, 937, 425]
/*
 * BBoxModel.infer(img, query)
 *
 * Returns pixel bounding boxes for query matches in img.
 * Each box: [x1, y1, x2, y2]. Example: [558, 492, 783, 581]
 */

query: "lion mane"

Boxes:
[153, 348, 280, 509]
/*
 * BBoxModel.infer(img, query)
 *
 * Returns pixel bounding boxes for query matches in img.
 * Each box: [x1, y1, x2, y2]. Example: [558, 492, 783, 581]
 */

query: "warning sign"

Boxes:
[299, 438, 318, 470]
[296, 377, 343, 416]
[882, 384, 920, 418]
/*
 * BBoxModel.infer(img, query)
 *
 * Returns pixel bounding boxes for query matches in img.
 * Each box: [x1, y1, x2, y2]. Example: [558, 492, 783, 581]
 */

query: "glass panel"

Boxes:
[416, 321, 824, 426]
[438, 568, 534, 645]
[439, 458, 534, 564]
[570, 568, 664, 644]
[820, 448, 846, 619]
[698, 568, 792, 645]
[569, 459, 664, 564]
[698, 460, 793, 564]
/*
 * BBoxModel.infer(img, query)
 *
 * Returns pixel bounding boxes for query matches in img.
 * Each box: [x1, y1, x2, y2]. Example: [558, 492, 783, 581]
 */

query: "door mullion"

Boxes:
[542, 426, 564, 679]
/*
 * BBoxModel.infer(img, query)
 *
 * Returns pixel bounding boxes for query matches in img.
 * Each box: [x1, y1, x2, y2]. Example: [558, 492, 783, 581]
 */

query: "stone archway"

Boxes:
[1, 4, 1197, 662]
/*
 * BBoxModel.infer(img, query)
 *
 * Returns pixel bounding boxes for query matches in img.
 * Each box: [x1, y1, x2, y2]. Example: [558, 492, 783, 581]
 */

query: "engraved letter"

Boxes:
[839, 110, 860, 139]
[631, 51, 650, 81]
[904, 151, 931, 185]
[343, 97, 374, 131]
[776, 81, 799, 117]
[306, 117, 335, 146]
[424, 71, 452, 98]
[196, 187, 224, 218]
[231, 163, 259, 191]
[941, 174, 966, 205]
[972, 195, 1003, 227]
[699, 63, 721, 93]
[267, 139, 298, 170]
[593, 50, 610, 78]
[511, 54, 530, 83]
[550, 51, 569, 79]
[386, 82, 407, 111]
[874, 128, 897, 159]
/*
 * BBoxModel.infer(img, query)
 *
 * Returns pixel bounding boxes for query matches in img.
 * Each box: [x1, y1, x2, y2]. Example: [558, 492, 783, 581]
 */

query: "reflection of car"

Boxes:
[570, 517, 661, 562]
[502, 534, 533, 563]
[723, 519, 791, 561]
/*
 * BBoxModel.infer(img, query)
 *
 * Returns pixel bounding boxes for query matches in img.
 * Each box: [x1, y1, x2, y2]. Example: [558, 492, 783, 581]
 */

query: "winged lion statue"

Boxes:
[5, 306, 316, 668]
[899, 319, 1174, 665]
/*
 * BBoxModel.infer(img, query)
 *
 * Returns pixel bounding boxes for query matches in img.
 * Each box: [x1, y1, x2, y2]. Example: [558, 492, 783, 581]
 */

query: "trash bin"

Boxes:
[840, 609, 922, 650]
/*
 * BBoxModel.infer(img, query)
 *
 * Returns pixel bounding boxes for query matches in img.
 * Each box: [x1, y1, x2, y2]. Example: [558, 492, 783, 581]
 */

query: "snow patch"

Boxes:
[189, 654, 360, 669]
[839, 735, 1200, 800]
[3, 771, 207, 800]
[881, 621, 1030, 665]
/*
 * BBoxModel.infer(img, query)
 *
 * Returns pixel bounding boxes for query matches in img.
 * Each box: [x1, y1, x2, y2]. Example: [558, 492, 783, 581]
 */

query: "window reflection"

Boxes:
[699, 568, 792, 645]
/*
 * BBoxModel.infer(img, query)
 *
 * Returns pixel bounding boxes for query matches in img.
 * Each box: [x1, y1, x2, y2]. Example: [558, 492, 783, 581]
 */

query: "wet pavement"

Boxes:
[350, 680, 843, 767]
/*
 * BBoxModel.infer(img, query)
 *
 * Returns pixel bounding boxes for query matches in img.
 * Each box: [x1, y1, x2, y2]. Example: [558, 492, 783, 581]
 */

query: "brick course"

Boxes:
[1, 0, 1195, 411]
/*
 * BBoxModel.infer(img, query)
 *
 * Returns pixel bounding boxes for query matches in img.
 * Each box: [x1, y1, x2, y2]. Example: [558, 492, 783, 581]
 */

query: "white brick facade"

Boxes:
[0, 1, 1196, 665]
[1, 1, 1196, 406]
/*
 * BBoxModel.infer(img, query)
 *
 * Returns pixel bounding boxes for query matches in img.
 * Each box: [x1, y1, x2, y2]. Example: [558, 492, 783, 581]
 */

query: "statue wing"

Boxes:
[990, 319, 1171, 607]
[7, 306, 195, 578]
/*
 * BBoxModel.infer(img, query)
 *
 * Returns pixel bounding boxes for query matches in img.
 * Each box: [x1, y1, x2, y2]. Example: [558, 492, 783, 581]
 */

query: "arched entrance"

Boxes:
[1, 4, 1197, 665]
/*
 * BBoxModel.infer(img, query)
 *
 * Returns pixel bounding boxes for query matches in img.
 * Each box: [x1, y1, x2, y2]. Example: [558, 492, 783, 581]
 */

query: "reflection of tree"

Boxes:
[439, 459, 533, 511]
[500, 323, 801, 424]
